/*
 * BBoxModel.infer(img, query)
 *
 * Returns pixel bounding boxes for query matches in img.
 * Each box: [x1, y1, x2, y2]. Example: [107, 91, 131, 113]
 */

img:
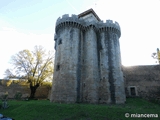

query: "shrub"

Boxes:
[14, 91, 22, 100]
[1, 92, 8, 101]
[42, 82, 52, 90]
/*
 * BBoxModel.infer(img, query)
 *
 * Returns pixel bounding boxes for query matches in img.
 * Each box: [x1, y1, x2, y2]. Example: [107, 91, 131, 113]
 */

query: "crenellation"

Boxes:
[56, 13, 121, 37]
[56, 17, 61, 22]
[106, 19, 112, 22]
[71, 14, 78, 19]
[115, 21, 120, 28]
[62, 14, 69, 18]
[96, 21, 121, 38]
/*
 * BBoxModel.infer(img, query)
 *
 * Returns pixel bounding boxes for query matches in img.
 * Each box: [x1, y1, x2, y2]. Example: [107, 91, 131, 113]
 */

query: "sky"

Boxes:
[0, 0, 160, 78]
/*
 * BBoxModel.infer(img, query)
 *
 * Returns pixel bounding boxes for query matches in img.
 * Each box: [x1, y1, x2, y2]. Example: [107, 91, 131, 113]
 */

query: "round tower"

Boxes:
[97, 21, 111, 104]
[51, 14, 83, 103]
[98, 20, 125, 104]
[81, 21, 99, 103]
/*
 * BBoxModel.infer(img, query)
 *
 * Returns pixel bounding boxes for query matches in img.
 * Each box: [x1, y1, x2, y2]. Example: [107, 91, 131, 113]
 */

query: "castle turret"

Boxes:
[81, 22, 99, 103]
[97, 21, 111, 104]
[51, 14, 83, 103]
[98, 20, 125, 104]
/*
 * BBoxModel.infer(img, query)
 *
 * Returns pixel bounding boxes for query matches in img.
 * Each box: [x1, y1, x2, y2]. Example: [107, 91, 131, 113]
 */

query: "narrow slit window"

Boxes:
[56, 64, 60, 71]
[58, 39, 62, 45]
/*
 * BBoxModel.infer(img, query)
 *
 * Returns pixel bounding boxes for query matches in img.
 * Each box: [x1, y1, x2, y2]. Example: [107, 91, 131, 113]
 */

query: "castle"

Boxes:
[1, 11, 160, 103]
[50, 9, 126, 104]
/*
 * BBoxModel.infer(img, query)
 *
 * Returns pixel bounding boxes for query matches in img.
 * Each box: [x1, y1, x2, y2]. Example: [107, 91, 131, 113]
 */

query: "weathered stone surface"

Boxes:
[51, 8, 126, 104]
[82, 28, 99, 103]
[123, 65, 160, 100]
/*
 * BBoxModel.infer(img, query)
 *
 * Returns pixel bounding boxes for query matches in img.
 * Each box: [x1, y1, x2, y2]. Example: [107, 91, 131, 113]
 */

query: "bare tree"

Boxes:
[152, 48, 160, 64]
[4, 45, 54, 99]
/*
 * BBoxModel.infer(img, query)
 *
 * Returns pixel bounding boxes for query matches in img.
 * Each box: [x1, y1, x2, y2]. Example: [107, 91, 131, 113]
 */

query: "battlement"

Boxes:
[55, 14, 121, 37]
[56, 14, 80, 27]
[55, 14, 85, 32]
[97, 20, 120, 31]
[97, 20, 121, 37]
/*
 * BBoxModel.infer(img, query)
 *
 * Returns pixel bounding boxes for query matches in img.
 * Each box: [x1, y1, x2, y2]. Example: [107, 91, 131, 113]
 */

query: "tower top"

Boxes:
[78, 8, 101, 22]
[55, 8, 121, 37]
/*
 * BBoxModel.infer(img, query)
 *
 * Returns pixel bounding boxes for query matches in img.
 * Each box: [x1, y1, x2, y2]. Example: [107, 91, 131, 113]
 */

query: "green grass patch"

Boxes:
[0, 98, 160, 120]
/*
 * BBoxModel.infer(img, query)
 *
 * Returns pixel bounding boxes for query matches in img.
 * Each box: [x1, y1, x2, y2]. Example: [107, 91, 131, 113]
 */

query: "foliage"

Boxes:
[6, 80, 12, 87]
[0, 98, 160, 120]
[152, 48, 160, 64]
[41, 81, 52, 90]
[18, 80, 29, 86]
[0, 80, 12, 86]
[14, 91, 22, 100]
[12, 80, 20, 84]
[4, 45, 54, 98]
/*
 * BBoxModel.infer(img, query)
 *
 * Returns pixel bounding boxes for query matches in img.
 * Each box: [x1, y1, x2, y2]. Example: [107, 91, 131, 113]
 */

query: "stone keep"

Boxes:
[50, 9, 126, 104]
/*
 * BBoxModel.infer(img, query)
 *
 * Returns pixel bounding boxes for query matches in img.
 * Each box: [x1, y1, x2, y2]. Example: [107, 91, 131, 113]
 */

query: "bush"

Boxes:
[14, 91, 22, 100]
[42, 82, 52, 90]
[1, 92, 8, 101]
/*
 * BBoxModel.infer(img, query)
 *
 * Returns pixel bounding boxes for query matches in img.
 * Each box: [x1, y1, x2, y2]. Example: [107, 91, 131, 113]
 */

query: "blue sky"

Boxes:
[0, 0, 160, 78]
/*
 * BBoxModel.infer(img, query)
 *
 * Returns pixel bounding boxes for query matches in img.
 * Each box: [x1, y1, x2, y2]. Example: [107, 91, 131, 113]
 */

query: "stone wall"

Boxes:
[123, 65, 160, 100]
[0, 80, 51, 99]
[1, 65, 160, 101]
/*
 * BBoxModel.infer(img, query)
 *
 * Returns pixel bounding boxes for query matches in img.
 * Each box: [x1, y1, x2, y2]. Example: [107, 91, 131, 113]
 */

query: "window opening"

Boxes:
[58, 39, 62, 45]
[130, 87, 136, 96]
[56, 64, 60, 71]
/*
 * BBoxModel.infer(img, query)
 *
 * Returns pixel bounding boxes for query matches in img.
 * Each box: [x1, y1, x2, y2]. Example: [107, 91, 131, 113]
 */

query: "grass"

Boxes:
[0, 98, 160, 120]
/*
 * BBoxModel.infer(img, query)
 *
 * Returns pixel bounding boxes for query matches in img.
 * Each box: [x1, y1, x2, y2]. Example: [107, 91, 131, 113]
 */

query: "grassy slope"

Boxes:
[0, 98, 160, 120]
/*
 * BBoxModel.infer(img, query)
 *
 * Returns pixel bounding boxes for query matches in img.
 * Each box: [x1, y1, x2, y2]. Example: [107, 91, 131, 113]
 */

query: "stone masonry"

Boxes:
[50, 9, 126, 104]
